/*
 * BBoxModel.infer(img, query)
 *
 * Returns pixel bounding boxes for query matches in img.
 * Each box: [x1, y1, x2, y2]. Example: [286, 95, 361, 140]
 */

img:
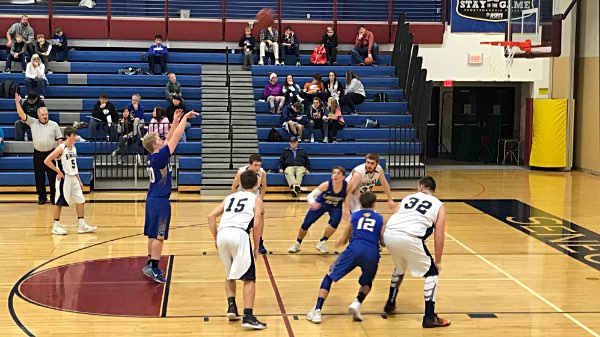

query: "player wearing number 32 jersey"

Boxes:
[383, 176, 450, 328]
[209, 170, 267, 330]
[141, 108, 199, 283]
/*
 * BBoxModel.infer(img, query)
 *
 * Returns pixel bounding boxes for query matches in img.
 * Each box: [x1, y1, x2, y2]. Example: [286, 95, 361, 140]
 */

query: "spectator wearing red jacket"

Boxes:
[351, 25, 380, 65]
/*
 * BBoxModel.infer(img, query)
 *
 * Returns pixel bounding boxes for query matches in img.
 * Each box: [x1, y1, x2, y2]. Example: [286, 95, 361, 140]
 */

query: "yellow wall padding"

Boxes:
[530, 99, 568, 168]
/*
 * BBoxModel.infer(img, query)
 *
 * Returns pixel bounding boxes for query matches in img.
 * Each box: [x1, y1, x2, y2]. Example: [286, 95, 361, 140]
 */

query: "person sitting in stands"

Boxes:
[282, 74, 302, 105]
[34, 34, 52, 73]
[148, 34, 168, 75]
[324, 97, 345, 143]
[263, 73, 285, 114]
[324, 71, 343, 103]
[280, 102, 305, 140]
[280, 25, 300, 66]
[149, 107, 170, 140]
[111, 107, 136, 158]
[321, 27, 338, 65]
[126, 94, 145, 137]
[339, 71, 366, 115]
[90, 93, 118, 140]
[299, 73, 326, 109]
[165, 94, 190, 142]
[259, 25, 279, 66]
[165, 72, 182, 103]
[14, 93, 45, 141]
[305, 97, 327, 143]
[4, 33, 27, 73]
[239, 26, 256, 71]
[50, 26, 68, 62]
[24, 54, 47, 99]
[352, 25, 380, 65]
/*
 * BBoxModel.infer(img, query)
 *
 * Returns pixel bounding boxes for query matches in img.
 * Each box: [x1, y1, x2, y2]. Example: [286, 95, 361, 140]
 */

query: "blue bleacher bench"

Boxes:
[0, 112, 202, 126]
[72, 127, 202, 141]
[261, 156, 386, 171]
[252, 77, 399, 89]
[256, 114, 411, 127]
[177, 172, 202, 185]
[253, 88, 403, 101]
[0, 156, 93, 170]
[72, 142, 202, 155]
[259, 142, 420, 155]
[69, 62, 202, 75]
[252, 66, 395, 77]
[42, 86, 202, 99]
[0, 99, 202, 112]
[0, 171, 92, 186]
[257, 128, 415, 141]
[265, 172, 390, 186]
[178, 157, 202, 170]
[255, 101, 407, 113]
[0, 73, 202, 87]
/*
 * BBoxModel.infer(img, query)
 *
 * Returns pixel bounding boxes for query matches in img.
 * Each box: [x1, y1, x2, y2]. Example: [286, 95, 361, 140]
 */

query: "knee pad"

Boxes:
[320, 274, 333, 291]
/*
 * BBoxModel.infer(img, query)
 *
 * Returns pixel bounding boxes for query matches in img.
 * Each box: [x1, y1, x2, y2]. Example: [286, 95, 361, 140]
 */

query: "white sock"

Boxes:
[54, 220, 60, 226]
[78, 218, 86, 226]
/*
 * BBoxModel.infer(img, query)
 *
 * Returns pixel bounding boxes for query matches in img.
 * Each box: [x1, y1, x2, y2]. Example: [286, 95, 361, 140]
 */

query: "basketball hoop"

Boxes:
[480, 40, 532, 80]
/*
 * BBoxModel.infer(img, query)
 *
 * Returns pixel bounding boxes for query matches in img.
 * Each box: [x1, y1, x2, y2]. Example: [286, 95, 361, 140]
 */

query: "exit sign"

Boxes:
[443, 80, 453, 87]
[468, 53, 483, 64]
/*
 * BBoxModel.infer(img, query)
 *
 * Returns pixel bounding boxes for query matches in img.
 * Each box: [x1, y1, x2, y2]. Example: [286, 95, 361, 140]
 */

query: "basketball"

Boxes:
[254, 8, 274, 31]
[364, 57, 374, 66]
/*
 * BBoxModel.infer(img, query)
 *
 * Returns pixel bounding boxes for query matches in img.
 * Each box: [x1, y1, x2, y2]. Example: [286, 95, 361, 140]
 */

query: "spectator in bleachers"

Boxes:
[278, 136, 310, 197]
[324, 71, 343, 103]
[165, 93, 190, 142]
[4, 33, 27, 73]
[264, 73, 285, 114]
[324, 97, 345, 143]
[299, 73, 326, 109]
[0, 127, 4, 157]
[25, 54, 47, 99]
[6, 15, 35, 58]
[259, 25, 280, 66]
[282, 74, 302, 105]
[14, 93, 45, 141]
[339, 71, 365, 115]
[126, 94, 145, 137]
[165, 72, 182, 102]
[280, 102, 305, 140]
[352, 25, 380, 65]
[50, 27, 68, 62]
[280, 26, 300, 66]
[34, 34, 52, 74]
[148, 34, 168, 75]
[111, 107, 135, 157]
[321, 27, 338, 65]
[239, 26, 256, 71]
[90, 93, 118, 141]
[15, 94, 62, 205]
[305, 97, 327, 143]
[149, 107, 170, 140]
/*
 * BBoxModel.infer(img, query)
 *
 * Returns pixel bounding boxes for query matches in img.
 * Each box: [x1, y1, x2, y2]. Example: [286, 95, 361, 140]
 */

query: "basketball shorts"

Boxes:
[329, 243, 380, 286]
[55, 175, 85, 207]
[217, 227, 256, 281]
[383, 232, 435, 277]
[144, 197, 171, 240]
[301, 205, 343, 230]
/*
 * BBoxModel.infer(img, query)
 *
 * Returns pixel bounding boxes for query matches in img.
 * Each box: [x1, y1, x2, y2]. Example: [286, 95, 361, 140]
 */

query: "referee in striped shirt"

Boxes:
[15, 94, 62, 205]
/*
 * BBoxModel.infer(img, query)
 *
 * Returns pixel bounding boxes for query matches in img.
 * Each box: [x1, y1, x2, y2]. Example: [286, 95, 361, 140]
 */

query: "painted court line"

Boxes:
[262, 255, 295, 337]
[447, 233, 600, 337]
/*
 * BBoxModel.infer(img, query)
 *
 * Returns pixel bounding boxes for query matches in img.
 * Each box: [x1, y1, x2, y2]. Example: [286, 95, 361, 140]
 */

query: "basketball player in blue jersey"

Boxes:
[208, 170, 267, 330]
[288, 166, 347, 254]
[306, 192, 385, 324]
[141, 108, 199, 283]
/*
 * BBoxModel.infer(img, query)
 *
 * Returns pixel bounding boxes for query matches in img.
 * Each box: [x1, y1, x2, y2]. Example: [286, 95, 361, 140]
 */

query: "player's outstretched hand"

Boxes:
[173, 109, 184, 122]
[387, 199, 396, 209]
[253, 249, 259, 261]
[15, 93, 21, 104]
[435, 262, 442, 273]
[184, 110, 200, 120]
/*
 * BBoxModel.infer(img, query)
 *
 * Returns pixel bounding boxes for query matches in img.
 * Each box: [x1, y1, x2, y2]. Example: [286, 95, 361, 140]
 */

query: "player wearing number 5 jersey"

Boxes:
[44, 127, 96, 235]
[208, 170, 267, 330]
[141, 108, 199, 283]
[306, 192, 384, 324]
[383, 176, 450, 328]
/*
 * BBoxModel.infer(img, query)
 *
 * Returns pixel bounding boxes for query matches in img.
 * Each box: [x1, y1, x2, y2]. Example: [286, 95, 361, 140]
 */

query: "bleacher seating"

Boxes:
[252, 64, 417, 186]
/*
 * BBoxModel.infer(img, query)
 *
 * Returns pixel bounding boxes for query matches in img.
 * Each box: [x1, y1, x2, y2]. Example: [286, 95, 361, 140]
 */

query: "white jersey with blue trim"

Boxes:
[56, 143, 78, 176]
[218, 191, 258, 232]
[385, 192, 443, 239]
[345, 163, 383, 194]
[237, 165, 264, 197]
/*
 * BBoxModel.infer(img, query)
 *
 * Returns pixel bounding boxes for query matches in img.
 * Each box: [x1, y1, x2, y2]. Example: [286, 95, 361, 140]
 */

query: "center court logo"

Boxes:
[457, 0, 534, 22]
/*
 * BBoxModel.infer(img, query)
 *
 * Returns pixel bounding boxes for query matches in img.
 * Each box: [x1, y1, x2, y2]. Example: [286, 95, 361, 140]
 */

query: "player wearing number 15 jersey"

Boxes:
[306, 192, 384, 324]
[141, 108, 199, 283]
[208, 170, 267, 330]
[383, 176, 450, 328]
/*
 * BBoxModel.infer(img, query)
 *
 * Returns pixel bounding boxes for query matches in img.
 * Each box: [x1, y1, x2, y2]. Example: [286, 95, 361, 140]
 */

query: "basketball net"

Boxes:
[481, 40, 530, 80]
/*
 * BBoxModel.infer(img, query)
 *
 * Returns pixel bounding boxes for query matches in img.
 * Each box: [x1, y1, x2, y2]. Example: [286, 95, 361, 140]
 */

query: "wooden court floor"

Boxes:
[0, 169, 599, 337]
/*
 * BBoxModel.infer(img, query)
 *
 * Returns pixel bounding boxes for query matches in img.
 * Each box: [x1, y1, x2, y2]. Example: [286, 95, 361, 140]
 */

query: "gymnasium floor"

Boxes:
[1, 169, 599, 337]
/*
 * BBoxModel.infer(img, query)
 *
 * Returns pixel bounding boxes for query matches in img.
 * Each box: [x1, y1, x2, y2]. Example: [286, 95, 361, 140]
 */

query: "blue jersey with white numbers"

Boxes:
[350, 209, 384, 248]
[147, 146, 172, 198]
[316, 178, 347, 208]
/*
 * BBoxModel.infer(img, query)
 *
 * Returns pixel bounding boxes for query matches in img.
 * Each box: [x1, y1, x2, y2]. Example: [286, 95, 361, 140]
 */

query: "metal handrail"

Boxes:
[226, 47, 233, 170]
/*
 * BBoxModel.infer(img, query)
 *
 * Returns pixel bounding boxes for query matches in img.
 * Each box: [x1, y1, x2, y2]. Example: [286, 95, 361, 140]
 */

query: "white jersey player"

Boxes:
[344, 153, 395, 215]
[231, 154, 268, 254]
[382, 176, 450, 328]
[43, 127, 96, 236]
[208, 170, 267, 330]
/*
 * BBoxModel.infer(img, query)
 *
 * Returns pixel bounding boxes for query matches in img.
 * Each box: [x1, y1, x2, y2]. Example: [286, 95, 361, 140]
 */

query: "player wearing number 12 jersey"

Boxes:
[141, 108, 199, 283]
[208, 170, 267, 330]
[383, 176, 450, 328]
[306, 192, 384, 324]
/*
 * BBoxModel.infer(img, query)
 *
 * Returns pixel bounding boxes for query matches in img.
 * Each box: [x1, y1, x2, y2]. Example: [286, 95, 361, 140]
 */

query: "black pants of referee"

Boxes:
[33, 149, 57, 203]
